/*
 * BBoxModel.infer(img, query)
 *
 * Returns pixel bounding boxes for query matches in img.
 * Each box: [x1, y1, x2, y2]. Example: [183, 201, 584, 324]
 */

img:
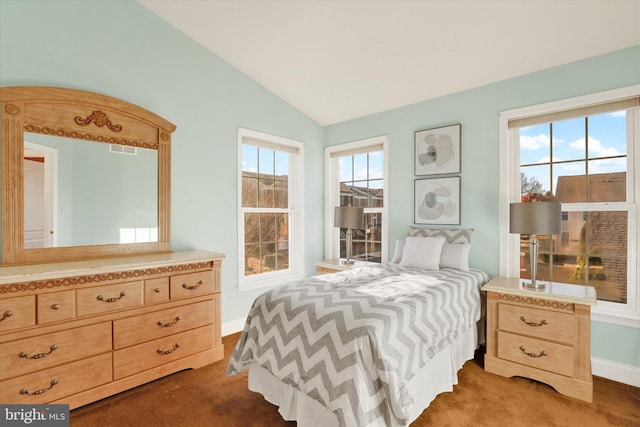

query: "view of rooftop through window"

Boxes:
[338, 150, 384, 262]
[519, 110, 628, 304]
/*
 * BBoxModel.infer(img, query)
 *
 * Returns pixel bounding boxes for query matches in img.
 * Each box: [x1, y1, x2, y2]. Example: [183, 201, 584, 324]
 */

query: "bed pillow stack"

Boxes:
[391, 227, 474, 271]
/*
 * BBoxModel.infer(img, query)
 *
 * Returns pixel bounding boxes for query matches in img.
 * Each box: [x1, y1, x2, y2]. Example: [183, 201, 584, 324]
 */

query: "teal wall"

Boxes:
[325, 45, 640, 368]
[1, 0, 638, 370]
[0, 0, 325, 323]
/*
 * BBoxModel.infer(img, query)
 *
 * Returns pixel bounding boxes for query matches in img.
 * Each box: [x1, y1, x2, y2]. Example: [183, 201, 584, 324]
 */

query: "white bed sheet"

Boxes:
[247, 324, 478, 426]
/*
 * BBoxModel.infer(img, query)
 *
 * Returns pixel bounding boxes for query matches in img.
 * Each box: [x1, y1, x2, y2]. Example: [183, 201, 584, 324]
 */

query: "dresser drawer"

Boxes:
[0, 322, 112, 380]
[498, 331, 574, 377]
[499, 303, 574, 344]
[145, 277, 169, 304]
[170, 271, 217, 300]
[113, 325, 214, 379]
[0, 295, 36, 333]
[38, 290, 75, 324]
[0, 353, 112, 405]
[113, 300, 214, 349]
[76, 281, 143, 317]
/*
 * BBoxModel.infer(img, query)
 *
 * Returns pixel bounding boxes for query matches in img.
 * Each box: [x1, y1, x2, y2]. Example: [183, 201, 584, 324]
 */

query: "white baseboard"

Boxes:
[592, 356, 640, 388]
[222, 318, 246, 337]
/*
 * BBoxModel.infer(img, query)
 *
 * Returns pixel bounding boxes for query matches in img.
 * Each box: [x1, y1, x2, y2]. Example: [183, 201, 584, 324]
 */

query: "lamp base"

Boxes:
[521, 280, 546, 290]
[341, 259, 355, 265]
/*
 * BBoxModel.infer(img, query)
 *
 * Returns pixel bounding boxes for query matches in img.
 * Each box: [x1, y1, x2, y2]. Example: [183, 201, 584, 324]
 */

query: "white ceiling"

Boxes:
[139, 0, 640, 126]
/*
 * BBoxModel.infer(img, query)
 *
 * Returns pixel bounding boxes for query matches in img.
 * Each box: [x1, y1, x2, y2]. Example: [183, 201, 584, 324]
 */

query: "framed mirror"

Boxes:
[1, 86, 175, 265]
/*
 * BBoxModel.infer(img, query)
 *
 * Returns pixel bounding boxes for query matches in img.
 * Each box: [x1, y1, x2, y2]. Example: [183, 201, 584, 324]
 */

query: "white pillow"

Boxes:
[440, 243, 470, 271]
[391, 239, 405, 264]
[400, 236, 445, 270]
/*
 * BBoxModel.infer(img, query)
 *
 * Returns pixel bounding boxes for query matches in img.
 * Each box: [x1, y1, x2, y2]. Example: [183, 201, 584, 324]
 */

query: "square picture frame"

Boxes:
[414, 176, 460, 225]
[414, 123, 461, 176]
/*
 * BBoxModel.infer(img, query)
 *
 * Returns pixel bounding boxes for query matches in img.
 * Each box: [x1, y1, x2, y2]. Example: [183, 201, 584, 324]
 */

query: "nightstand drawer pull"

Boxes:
[19, 344, 58, 359]
[519, 345, 547, 358]
[157, 316, 180, 327]
[157, 343, 180, 355]
[96, 291, 126, 303]
[20, 379, 58, 396]
[182, 280, 202, 291]
[519, 316, 548, 327]
[0, 310, 13, 321]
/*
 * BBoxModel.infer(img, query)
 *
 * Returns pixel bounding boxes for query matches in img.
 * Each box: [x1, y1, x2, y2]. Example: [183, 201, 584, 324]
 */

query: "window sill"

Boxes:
[238, 271, 305, 292]
[592, 309, 640, 328]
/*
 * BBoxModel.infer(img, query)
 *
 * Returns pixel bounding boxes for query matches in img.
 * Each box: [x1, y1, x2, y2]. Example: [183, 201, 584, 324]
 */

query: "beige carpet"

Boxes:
[70, 332, 640, 426]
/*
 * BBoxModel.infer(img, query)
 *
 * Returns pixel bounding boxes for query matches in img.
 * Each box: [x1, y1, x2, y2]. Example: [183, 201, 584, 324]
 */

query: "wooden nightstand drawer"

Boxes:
[113, 325, 214, 379]
[0, 353, 112, 405]
[498, 303, 574, 344]
[113, 300, 214, 349]
[498, 331, 574, 377]
[76, 281, 144, 317]
[0, 322, 112, 380]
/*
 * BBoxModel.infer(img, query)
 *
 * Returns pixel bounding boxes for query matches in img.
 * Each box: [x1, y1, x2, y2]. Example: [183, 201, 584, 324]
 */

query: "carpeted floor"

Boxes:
[70, 332, 640, 426]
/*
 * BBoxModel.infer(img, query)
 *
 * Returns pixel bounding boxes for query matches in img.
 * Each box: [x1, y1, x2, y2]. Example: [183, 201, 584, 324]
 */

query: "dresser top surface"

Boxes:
[0, 250, 225, 285]
[482, 276, 597, 306]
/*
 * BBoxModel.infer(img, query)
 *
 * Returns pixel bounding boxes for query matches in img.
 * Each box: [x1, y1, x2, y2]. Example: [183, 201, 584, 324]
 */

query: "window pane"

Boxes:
[244, 244, 260, 276]
[519, 123, 550, 165]
[352, 180, 368, 208]
[587, 166, 626, 202]
[353, 153, 367, 180]
[552, 117, 585, 162]
[369, 180, 384, 208]
[258, 148, 274, 176]
[553, 161, 586, 203]
[369, 151, 384, 179]
[244, 213, 260, 243]
[242, 173, 258, 208]
[339, 156, 353, 182]
[274, 178, 289, 208]
[260, 213, 276, 243]
[258, 175, 275, 208]
[587, 111, 626, 160]
[520, 164, 551, 200]
[242, 145, 258, 172]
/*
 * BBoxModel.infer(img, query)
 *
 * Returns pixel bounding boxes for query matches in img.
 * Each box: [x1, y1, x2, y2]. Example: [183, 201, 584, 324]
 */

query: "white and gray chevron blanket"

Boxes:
[227, 264, 490, 426]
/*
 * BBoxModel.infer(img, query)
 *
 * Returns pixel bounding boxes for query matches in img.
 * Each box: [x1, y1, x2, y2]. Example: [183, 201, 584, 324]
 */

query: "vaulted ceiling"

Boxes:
[139, 0, 640, 125]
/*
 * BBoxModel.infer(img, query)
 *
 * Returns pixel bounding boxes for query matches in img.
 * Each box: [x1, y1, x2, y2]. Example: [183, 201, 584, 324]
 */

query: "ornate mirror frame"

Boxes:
[1, 86, 175, 265]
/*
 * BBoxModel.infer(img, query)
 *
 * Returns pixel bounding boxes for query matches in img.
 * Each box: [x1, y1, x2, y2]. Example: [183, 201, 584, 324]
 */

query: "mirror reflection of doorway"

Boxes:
[24, 141, 57, 248]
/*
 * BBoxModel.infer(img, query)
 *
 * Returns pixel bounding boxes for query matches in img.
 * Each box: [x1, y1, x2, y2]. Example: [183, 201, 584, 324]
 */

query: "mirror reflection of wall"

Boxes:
[24, 133, 158, 248]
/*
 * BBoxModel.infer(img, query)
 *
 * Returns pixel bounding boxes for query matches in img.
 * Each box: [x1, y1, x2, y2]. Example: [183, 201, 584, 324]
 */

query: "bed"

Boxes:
[227, 232, 489, 427]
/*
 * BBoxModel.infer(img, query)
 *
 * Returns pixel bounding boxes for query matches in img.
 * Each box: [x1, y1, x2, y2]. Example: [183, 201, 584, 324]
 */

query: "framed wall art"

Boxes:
[414, 176, 460, 225]
[414, 124, 460, 176]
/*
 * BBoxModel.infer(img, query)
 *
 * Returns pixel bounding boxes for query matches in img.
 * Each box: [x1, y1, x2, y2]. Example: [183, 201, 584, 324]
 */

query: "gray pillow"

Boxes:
[408, 226, 474, 244]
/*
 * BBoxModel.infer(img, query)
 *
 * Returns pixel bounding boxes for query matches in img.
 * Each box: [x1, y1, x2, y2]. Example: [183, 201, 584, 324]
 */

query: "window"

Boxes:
[499, 87, 640, 326]
[238, 128, 304, 290]
[325, 136, 388, 262]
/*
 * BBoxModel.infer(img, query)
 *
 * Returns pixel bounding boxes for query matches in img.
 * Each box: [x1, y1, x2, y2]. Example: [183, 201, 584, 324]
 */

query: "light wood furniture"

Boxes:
[482, 277, 596, 402]
[0, 250, 224, 409]
[1, 86, 175, 265]
[315, 258, 374, 274]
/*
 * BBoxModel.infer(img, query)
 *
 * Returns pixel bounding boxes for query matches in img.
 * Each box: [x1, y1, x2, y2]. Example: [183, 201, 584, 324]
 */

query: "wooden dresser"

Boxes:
[482, 277, 596, 402]
[0, 250, 224, 409]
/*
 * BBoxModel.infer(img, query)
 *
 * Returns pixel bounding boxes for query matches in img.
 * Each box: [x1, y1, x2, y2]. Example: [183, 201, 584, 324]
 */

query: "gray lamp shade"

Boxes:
[334, 206, 364, 229]
[510, 202, 562, 235]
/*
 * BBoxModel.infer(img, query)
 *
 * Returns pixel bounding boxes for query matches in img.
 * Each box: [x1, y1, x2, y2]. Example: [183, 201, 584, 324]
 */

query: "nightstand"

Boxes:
[314, 258, 372, 274]
[482, 277, 596, 402]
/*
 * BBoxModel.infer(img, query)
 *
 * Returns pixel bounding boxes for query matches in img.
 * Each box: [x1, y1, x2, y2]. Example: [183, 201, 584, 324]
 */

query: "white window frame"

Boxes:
[498, 85, 640, 327]
[237, 128, 305, 291]
[324, 135, 389, 262]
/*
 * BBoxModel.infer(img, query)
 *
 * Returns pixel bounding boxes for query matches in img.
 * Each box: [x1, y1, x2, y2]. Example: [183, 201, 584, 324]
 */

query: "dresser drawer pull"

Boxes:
[51, 304, 61, 310]
[19, 344, 58, 360]
[157, 316, 181, 327]
[519, 345, 547, 358]
[19, 379, 58, 396]
[96, 291, 126, 303]
[0, 310, 13, 321]
[157, 343, 180, 355]
[182, 280, 203, 291]
[519, 316, 548, 327]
